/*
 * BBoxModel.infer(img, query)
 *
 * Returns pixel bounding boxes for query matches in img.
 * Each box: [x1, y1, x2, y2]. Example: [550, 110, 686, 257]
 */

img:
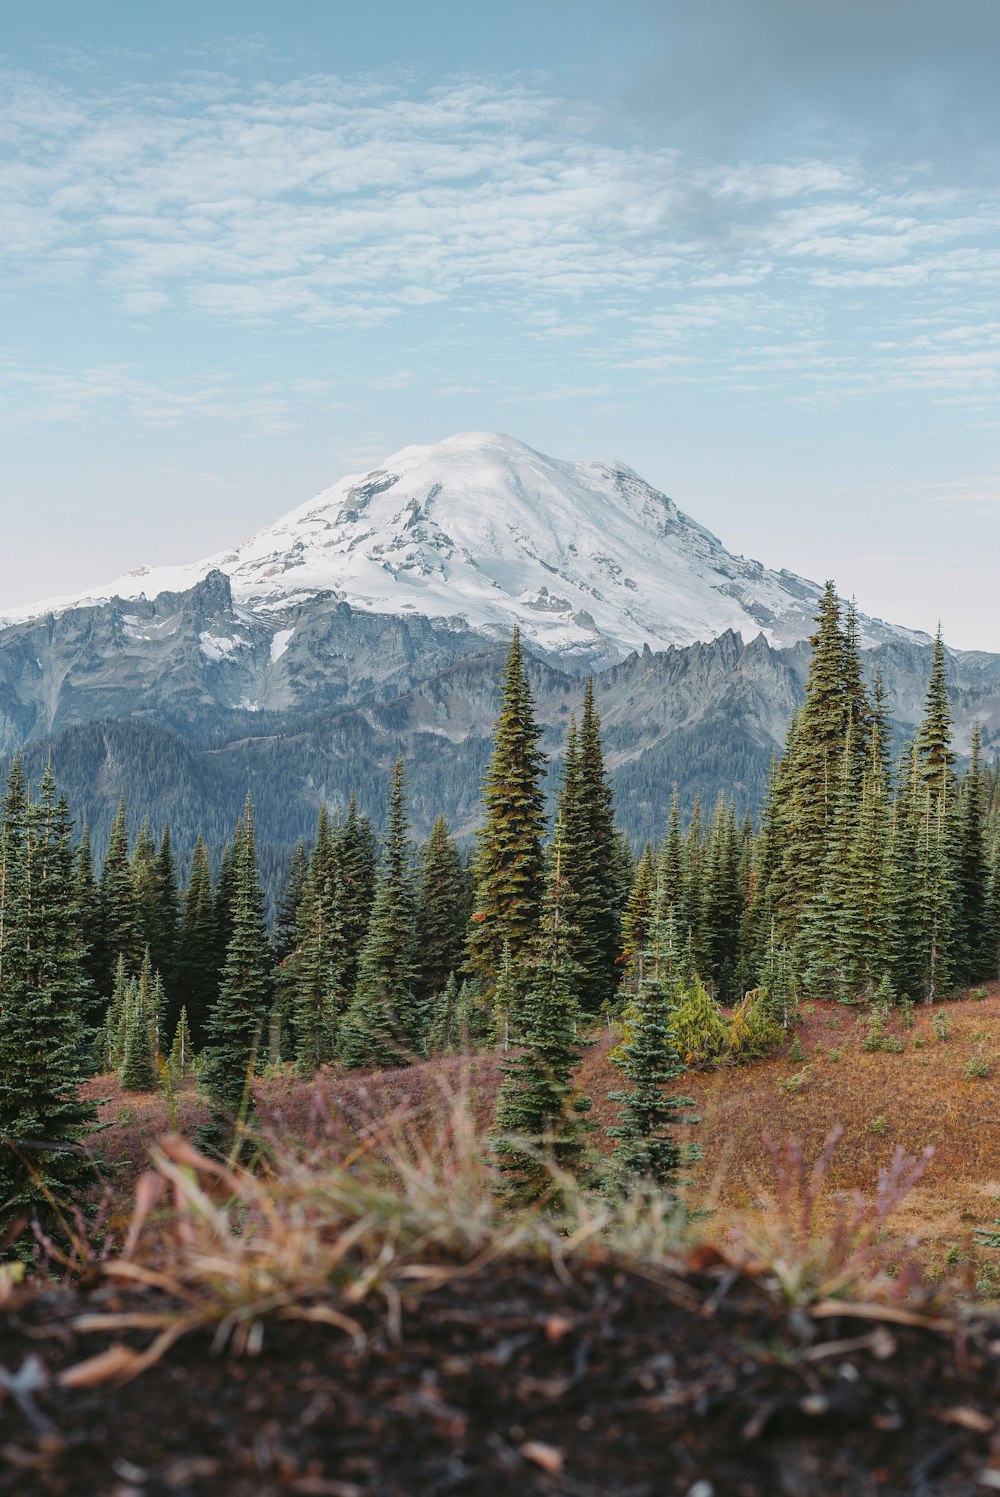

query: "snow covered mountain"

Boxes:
[0, 432, 923, 664]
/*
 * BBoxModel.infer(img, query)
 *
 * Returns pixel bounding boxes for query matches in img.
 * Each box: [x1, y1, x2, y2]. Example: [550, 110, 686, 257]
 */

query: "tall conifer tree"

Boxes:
[202, 795, 272, 1147]
[467, 629, 547, 986]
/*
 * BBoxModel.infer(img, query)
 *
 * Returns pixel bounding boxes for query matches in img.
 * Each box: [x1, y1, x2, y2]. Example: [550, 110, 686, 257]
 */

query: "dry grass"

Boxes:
[81, 986, 1000, 1284]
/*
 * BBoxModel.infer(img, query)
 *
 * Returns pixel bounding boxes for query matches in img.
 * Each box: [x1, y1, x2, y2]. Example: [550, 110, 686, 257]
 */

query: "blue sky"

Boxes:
[2, 1, 999, 645]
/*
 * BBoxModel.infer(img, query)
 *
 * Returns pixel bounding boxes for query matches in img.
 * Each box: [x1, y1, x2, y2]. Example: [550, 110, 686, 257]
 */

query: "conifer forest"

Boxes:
[1, 582, 998, 1243]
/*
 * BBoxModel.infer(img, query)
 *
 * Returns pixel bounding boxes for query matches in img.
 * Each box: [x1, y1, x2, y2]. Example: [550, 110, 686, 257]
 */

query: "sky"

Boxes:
[2, 1, 999, 647]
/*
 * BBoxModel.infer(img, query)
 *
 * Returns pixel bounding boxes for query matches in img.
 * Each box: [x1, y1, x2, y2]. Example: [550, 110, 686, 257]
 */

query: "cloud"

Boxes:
[0, 63, 997, 415]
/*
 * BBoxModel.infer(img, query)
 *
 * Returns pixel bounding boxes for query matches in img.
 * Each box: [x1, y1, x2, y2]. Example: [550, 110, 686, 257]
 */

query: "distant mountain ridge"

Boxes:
[0, 431, 928, 664]
[0, 432, 994, 888]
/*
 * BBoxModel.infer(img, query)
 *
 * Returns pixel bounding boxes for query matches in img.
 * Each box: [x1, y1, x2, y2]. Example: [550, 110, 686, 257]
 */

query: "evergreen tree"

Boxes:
[915, 628, 956, 792]
[335, 795, 378, 995]
[150, 827, 181, 1011]
[201, 795, 272, 1147]
[97, 795, 139, 993]
[467, 629, 547, 985]
[491, 820, 592, 1203]
[212, 836, 240, 980]
[416, 815, 466, 1002]
[427, 972, 460, 1056]
[169, 1007, 195, 1076]
[120, 953, 158, 1092]
[958, 723, 993, 983]
[340, 758, 420, 1067]
[574, 680, 623, 1009]
[700, 797, 743, 999]
[174, 836, 218, 1049]
[73, 820, 105, 1016]
[290, 823, 345, 1072]
[607, 957, 696, 1191]
[620, 844, 655, 987]
[0, 764, 97, 1239]
[774, 584, 863, 939]
[274, 839, 308, 963]
[682, 796, 705, 967]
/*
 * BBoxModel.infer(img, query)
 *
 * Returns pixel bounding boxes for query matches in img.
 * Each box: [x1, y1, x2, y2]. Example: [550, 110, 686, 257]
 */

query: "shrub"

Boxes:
[777, 1066, 811, 1095]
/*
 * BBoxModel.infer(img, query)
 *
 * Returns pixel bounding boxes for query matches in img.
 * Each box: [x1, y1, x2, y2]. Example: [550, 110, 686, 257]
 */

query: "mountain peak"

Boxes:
[0, 432, 925, 661]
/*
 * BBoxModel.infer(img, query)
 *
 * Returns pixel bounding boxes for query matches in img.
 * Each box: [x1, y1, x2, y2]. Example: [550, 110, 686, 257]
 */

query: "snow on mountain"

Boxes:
[0, 432, 923, 662]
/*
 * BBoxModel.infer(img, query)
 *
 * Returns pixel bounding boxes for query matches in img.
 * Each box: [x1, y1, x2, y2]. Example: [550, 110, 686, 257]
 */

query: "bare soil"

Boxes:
[4, 1263, 1000, 1496]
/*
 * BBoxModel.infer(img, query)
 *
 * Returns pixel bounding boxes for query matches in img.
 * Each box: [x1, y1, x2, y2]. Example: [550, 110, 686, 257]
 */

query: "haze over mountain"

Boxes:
[0, 433, 926, 666]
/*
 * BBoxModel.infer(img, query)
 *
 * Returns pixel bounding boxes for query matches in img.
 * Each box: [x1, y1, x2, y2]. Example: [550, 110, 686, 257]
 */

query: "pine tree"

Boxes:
[958, 723, 993, 984]
[491, 820, 592, 1203]
[489, 942, 519, 1048]
[169, 1006, 195, 1077]
[174, 836, 218, 1049]
[335, 795, 378, 995]
[274, 839, 308, 963]
[620, 844, 655, 987]
[213, 836, 239, 980]
[836, 729, 894, 1000]
[131, 820, 158, 954]
[73, 820, 105, 1020]
[120, 953, 158, 1092]
[201, 795, 272, 1148]
[0, 764, 97, 1239]
[97, 795, 139, 993]
[340, 758, 420, 1068]
[467, 630, 547, 986]
[607, 958, 696, 1192]
[661, 788, 684, 911]
[574, 679, 623, 1009]
[416, 815, 466, 1003]
[427, 972, 460, 1056]
[774, 584, 864, 939]
[682, 797, 705, 967]
[909, 636, 960, 1000]
[149, 827, 180, 1021]
[915, 628, 956, 792]
[290, 821, 345, 1072]
[700, 797, 743, 1000]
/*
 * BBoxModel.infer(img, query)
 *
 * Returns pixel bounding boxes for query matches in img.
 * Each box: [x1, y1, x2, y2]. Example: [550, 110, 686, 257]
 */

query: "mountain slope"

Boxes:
[0, 432, 924, 663]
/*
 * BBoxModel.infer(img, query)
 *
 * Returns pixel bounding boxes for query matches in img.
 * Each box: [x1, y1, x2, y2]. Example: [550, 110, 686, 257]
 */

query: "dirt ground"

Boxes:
[4, 1261, 1000, 1497]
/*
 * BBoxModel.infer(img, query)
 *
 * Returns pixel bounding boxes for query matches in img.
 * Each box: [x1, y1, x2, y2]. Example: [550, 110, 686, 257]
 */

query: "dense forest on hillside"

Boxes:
[1, 583, 999, 1246]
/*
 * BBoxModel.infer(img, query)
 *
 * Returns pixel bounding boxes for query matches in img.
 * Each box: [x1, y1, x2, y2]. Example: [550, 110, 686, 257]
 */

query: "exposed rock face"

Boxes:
[2, 432, 997, 867]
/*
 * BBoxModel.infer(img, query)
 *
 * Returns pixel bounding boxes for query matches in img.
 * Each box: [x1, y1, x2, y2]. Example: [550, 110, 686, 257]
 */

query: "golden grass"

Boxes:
[82, 985, 1000, 1287]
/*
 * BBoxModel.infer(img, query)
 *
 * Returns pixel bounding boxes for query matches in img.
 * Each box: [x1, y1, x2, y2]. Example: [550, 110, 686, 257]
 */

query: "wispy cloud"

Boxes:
[0, 65, 998, 414]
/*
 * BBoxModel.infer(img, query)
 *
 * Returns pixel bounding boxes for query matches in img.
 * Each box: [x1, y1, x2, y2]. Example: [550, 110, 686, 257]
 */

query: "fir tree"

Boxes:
[174, 836, 218, 1049]
[274, 839, 308, 963]
[169, 1006, 195, 1076]
[149, 827, 181, 1018]
[290, 825, 345, 1072]
[340, 758, 420, 1067]
[120, 953, 158, 1092]
[0, 764, 97, 1239]
[335, 795, 378, 995]
[427, 972, 460, 1056]
[958, 723, 993, 983]
[774, 584, 864, 939]
[467, 629, 547, 986]
[416, 815, 466, 1002]
[621, 844, 655, 987]
[73, 820, 105, 1017]
[574, 679, 623, 1008]
[97, 795, 139, 993]
[201, 795, 272, 1148]
[607, 958, 696, 1191]
[491, 820, 592, 1203]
